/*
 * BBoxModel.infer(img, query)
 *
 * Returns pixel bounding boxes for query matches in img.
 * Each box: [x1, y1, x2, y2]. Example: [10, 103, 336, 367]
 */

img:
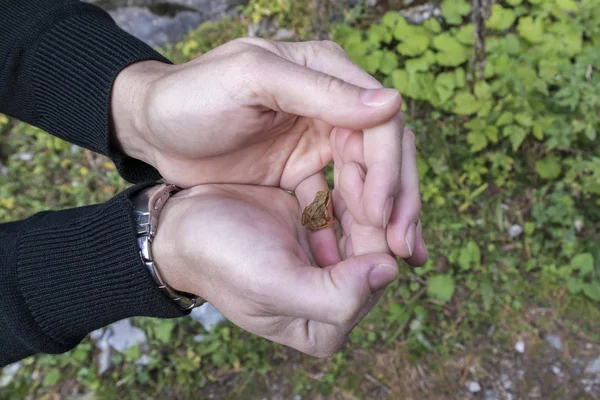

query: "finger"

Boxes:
[295, 172, 341, 267]
[362, 112, 404, 229]
[273, 253, 398, 327]
[258, 56, 401, 129]
[351, 222, 391, 256]
[240, 38, 384, 90]
[332, 128, 366, 167]
[280, 40, 384, 89]
[338, 160, 367, 224]
[403, 219, 428, 267]
[386, 128, 427, 265]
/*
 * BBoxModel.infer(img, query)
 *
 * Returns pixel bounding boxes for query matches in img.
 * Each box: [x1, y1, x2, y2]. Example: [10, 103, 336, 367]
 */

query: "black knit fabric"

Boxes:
[0, 0, 188, 367]
[0, 0, 165, 183]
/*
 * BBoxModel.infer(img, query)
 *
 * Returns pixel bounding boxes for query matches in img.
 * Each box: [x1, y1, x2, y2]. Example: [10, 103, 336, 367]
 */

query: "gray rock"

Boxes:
[508, 224, 523, 238]
[109, 7, 203, 48]
[107, 319, 148, 353]
[190, 302, 227, 331]
[273, 28, 295, 41]
[585, 357, 600, 375]
[0, 362, 21, 388]
[484, 390, 500, 400]
[515, 340, 525, 353]
[545, 334, 563, 351]
[467, 381, 481, 393]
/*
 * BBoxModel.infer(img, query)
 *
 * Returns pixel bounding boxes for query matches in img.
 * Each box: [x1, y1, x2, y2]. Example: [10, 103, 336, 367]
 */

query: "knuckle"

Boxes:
[320, 40, 345, 54]
[316, 73, 344, 96]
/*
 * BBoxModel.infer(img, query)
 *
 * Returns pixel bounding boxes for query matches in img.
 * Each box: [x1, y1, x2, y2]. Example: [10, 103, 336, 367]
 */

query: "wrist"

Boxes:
[151, 193, 196, 295]
[110, 60, 171, 168]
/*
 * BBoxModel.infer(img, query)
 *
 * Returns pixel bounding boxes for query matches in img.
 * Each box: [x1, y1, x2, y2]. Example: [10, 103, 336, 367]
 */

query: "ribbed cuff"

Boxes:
[14, 184, 186, 352]
[29, 3, 165, 183]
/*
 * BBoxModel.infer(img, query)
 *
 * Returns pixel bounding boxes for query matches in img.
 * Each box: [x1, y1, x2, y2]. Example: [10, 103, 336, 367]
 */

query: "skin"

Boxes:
[110, 38, 428, 356]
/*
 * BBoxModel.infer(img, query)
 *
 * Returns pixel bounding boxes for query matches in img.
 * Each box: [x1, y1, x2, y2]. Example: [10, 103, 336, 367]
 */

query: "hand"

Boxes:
[112, 38, 427, 265]
[153, 184, 400, 357]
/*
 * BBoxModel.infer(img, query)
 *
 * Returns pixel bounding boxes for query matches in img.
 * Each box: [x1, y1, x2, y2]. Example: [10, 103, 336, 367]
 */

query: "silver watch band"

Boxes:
[132, 183, 205, 311]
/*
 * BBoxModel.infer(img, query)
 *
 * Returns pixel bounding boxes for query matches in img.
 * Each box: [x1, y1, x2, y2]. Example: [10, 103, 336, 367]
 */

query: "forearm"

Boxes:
[0, 184, 185, 367]
[0, 0, 168, 182]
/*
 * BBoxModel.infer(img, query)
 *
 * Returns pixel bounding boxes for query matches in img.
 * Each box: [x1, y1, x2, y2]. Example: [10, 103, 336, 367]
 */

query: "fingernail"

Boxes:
[368, 264, 398, 292]
[405, 222, 417, 257]
[383, 196, 394, 228]
[361, 88, 399, 107]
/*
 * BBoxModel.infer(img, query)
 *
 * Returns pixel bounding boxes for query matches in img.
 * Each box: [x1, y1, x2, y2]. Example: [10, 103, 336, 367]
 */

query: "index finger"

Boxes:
[362, 112, 404, 229]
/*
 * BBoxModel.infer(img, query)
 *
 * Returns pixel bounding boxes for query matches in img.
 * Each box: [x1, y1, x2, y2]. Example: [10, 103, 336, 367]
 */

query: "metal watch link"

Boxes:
[131, 183, 205, 310]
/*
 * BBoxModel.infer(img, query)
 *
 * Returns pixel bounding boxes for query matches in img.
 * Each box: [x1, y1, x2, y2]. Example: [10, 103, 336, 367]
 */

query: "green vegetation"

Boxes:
[1, 0, 599, 398]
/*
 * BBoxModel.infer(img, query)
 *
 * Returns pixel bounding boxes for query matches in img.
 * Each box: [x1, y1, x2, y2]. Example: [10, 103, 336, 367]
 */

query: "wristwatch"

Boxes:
[131, 183, 205, 310]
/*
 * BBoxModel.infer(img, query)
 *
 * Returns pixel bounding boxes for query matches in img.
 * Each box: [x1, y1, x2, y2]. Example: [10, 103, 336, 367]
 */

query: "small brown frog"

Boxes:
[301, 190, 333, 231]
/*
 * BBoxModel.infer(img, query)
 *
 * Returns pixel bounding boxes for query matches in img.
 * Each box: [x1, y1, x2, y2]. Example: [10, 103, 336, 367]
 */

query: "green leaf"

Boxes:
[468, 130, 488, 152]
[535, 156, 562, 180]
[423, 18, 442, 33]
[435, 71, 456, 103]
[153, 320, 175, 343]
[518, 16, 545, 44]
[364, 50, 382, 74]
[391, 69, 408, 93]
[417, 156, 430, 180]
[506, 0, 522, 5]
[583, 284, 600, 302]
[568, 278, 584, 294]
[474, 81, 492, 100]
[455, 68, 466, 88]
[455, 24, 476, 45]
[379, 51, 398, 74]
[453, 91, 480, 115]
[405, 50, 436, 73]
[434, 34, 469, 66]
[497, 112, 514, 126]
[515, 113, 533, 127]
[440, 0, 471, 25]
[427, 274, 455, 303]
[504, 124, 527, 151]
[485, 126, 499, 143]
[572, 253, 595, 276]
[367, 24, 392, 45]
[556, 0, 579, 13]
[382, 12, 404, 28]
[487, 4, 516, 31]
[396, 34, 430, 56]
[43, 369, 61, 387]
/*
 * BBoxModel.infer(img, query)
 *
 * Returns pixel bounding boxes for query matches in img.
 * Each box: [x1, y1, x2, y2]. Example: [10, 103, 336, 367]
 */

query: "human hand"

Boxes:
[152, 184, 400, 356]
[112, 38, 426, 265]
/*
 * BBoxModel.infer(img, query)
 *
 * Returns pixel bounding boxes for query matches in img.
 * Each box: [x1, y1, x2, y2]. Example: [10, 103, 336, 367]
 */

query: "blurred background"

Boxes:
[1, 0, 599, 399]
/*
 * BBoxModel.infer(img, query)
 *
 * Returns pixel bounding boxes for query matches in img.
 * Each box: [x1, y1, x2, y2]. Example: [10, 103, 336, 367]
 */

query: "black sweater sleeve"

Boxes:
[0, 185, 186, 367]
[0, 0, 166, 183]
[0, 1, 190, 366]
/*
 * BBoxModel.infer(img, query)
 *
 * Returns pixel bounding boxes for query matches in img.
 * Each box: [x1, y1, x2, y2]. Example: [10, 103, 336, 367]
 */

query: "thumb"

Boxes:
[272, 253, 398, 327]
[260, 57, 402, 129]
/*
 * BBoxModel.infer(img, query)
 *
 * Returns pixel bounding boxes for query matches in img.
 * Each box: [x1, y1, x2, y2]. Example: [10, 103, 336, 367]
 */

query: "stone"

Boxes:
[585, 356, 600, 375]
[190, 302, 227, 331]
[515, 340, 525, 353]
[0, 362, 21, 388]
[545, 334, 563, 352]
[107, 319, 148, 353]
[467, 381, 481, 393]
[508, 224, 523, 238]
